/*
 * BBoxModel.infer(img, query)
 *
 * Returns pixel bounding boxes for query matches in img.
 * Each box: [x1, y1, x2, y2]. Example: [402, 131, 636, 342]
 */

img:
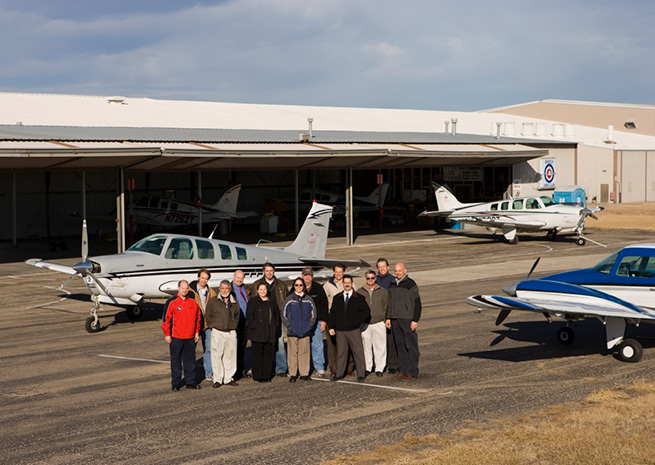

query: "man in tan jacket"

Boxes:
[205, 280, 240, 388]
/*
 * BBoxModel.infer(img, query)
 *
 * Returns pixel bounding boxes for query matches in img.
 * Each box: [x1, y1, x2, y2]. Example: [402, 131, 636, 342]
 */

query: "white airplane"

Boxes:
[419, 182, 604, 245]
[466, 244, 655, 362]
[296, 182, 389, 214]
[132, 183, 251, 228]
[27, 202, 368, 333]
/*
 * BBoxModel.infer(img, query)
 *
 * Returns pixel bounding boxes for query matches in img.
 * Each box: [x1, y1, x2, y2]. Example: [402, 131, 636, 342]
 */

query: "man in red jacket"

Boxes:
[163, 280, 201, 391]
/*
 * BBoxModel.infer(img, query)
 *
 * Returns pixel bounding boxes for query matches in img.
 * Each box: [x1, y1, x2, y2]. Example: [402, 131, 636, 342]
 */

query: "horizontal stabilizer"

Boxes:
[299, 257, 370, 269]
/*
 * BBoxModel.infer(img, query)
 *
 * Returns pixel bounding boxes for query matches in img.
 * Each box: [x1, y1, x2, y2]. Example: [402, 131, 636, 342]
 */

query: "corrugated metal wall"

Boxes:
[577, 146, 614, 203]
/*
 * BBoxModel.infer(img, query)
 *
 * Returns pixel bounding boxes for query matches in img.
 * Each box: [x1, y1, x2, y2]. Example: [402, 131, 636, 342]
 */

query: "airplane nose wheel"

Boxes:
[617, 339, 643, 363]
[85, 315, 101, 333]
[576, 237, 586, 246]
[556, 326, 575, 345]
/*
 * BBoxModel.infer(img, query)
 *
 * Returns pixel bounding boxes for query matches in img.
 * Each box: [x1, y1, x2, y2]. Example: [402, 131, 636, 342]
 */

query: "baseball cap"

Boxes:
[301, 267, 313, 276]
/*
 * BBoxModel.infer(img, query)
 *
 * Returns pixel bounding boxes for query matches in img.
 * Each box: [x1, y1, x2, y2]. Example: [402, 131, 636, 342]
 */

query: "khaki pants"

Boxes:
[211, 329, 237, 384]
[287, 336, 311, 377]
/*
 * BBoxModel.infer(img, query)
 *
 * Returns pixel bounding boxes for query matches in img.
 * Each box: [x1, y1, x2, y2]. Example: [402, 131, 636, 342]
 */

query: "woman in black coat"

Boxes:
[247, 282, 280, 382]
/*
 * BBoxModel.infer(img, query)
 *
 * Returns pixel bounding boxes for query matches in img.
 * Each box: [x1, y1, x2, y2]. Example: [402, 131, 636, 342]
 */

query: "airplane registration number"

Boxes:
[165, 213, 193, 224]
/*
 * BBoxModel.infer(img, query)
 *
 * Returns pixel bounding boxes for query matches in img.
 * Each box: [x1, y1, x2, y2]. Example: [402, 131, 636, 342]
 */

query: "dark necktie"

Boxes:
[344, 293, 349, 307]
[238, 286, 247, 302]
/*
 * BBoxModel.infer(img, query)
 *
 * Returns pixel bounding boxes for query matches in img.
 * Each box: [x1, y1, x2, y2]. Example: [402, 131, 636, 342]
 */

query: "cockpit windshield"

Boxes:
[593, 251, 619, 275]
[540, 197, 557, 207]
[127, 235, 167, 255]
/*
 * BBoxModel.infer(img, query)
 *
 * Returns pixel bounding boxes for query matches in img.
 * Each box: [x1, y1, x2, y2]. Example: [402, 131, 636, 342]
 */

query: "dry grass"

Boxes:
[323, 381, 655, 465]
[587, 203, 655, 231]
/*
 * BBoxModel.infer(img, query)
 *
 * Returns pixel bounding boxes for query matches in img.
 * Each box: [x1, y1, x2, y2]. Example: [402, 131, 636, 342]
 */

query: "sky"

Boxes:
[0, 0, 653, 111]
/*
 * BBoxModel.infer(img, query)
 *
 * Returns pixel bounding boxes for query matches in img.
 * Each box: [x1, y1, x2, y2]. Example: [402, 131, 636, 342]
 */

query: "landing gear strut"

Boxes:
[546, 230, 558, 241]
[85, 296, 102, 333]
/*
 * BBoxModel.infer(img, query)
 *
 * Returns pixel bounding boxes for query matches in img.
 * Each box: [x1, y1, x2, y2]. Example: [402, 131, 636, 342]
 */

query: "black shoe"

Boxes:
[375, 371, 383, 377]
[357, 377, 365, 383]
[365, 371, 371, 377]
[276, 372, 287, 377]
[289, 376, 297, 383]
[213, 382, 221, 388]
[330, 375, 344, 382]
[299, 376, 311, 381]
[388, 368, 398, 374]
[185, 384, 201, 390]
[172, 386, 181, 392]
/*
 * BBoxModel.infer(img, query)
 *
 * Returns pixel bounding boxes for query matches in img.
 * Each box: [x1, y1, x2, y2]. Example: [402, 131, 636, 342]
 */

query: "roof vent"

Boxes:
[107, 96, 127, 105]
[307, 117, 314, 138]
[299, 133, 311, 142]
[444, 120, 450, 133]
[624, 120, 636, 129]
[450, 118, 458, 136]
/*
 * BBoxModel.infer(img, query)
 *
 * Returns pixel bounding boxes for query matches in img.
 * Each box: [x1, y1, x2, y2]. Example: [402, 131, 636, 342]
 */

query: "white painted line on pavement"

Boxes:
[98, 354, 169, 364]
[311, 376, 429, 393]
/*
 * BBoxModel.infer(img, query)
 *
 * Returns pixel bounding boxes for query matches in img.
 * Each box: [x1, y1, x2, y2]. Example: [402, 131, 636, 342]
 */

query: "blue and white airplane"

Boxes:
[466, 244, 655, 362]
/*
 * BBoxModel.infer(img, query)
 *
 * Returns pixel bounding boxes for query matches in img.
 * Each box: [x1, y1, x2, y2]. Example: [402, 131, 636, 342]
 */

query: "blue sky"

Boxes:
[0, 0, 653, 111]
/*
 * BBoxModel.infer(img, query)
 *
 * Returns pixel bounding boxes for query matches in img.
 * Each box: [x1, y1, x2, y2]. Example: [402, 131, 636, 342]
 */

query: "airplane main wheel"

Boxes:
[85, 316, 102, 333]
[126, 305, 144, 320]
[617, 339, 643, 363]
[577, 237, 586, 246]
[509, 236, 519, 245]
[557, 327, 575, 345]
[546, 230, 558, 241]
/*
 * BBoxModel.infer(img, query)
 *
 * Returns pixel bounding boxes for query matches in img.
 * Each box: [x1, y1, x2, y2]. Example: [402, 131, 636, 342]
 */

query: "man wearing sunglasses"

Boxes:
[357, 271, 389, 377]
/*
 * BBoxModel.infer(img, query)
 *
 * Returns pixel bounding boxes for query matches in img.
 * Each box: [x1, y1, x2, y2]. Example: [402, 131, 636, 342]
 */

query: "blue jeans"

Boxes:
[275, 322, 287, 374]
[310, 322, 326, 372]
[200, 328, 212, 377]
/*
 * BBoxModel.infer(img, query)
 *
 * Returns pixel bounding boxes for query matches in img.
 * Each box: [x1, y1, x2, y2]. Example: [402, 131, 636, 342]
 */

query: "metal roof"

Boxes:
[0, 124, 568, 145]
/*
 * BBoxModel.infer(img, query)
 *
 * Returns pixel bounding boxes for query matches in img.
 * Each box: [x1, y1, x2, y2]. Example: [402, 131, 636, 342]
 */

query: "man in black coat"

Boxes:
[328, 275, 370, 382]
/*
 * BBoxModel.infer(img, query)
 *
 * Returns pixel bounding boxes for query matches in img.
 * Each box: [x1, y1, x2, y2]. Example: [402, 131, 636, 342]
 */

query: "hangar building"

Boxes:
[0, 93, 653, 248]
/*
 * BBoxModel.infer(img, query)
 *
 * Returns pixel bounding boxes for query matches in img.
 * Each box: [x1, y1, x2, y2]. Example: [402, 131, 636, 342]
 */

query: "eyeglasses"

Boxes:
[365, 277, 376, 280]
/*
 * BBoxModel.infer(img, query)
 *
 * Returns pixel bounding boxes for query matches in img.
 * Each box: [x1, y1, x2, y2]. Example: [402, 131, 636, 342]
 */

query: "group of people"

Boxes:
[162, 258, 421, 391]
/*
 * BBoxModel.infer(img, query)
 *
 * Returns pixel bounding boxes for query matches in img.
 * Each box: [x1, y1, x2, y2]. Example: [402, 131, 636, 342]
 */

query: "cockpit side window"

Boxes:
[540, 197, 557, 207]
[526, 198, 541, 209]
[489, 203, 498, 211]
[165, 238, 194, 260]
[128, 235, 167, 255]
[593, 251, 619, 275]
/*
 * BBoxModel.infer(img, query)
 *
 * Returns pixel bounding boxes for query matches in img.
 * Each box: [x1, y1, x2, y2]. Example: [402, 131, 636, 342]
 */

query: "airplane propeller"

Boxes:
[59, 220, 112, 298]
[497, 256, 541, 325]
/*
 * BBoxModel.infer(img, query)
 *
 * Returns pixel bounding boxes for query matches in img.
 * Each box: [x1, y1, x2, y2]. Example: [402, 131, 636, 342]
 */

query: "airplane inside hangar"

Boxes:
[0, 124, 566, 251]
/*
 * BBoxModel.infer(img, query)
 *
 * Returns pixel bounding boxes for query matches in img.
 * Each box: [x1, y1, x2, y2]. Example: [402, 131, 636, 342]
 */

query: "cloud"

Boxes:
[0, 0, 653, 110]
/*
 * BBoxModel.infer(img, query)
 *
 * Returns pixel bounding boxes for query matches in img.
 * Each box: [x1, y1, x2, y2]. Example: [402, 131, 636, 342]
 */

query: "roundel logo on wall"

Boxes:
[543, 162, 555, 184]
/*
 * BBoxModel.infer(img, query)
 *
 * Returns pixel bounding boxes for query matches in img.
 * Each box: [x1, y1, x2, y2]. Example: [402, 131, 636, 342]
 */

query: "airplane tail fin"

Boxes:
[207, 184, 241, 215]
[362, 182, 390, 207]
[433, 182, 469, 211]
[284, 202, 333, 258]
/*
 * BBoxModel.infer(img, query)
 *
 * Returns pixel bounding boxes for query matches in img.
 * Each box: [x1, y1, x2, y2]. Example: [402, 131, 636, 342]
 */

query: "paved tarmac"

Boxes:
[2, 228, 655, 464]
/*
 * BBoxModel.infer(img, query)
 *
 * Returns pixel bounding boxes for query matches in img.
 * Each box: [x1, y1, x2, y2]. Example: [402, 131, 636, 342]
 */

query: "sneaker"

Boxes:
[171, 386, 181, 392]
[276, 372, 287, 377]
[205, 376, 213, 382]
[316, 370, 328, 378]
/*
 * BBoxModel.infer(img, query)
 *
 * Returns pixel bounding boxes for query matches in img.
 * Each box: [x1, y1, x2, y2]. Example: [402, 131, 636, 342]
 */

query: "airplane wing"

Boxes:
[299, 257, 370, 269]
[418, 209, 455, 217]
[419, 210, 545, 229]
[466, 281, 655, 321]
[25, 258, 77, 275]
[448, 214, 545, 229]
